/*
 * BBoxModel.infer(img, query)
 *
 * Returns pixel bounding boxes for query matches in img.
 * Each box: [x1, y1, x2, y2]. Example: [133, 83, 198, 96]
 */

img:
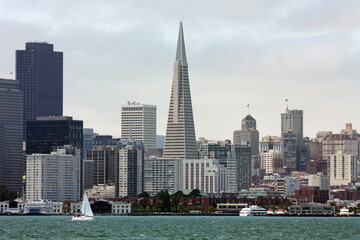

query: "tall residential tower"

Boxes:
[163, 22, 197, 159]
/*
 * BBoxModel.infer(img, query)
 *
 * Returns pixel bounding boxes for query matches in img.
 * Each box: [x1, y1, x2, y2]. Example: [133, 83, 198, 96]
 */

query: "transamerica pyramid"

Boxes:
[163, 22, 198, 159]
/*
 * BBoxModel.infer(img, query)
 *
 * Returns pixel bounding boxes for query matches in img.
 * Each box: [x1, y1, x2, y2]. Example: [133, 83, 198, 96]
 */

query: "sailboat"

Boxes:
[72, 191, 94, 221]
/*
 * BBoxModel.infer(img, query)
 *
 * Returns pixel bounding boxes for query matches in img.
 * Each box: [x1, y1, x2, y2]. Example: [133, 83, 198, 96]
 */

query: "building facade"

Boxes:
[163, 22, 198, 159]
[16, 42, 63, 136]
[83, 128, 94, 160]
[26, 147, 81, 202]
[281, 108, 303, 147]
[322, 134, 358, 160]
[227, 145, 252, 192]
[328, 151, 357, 186]
[121, 102, 156, 150]
[233, 115, 259, 156]
[143, 158, 183, 196]
[260, 136, 281, 153]
[115, 139, 144, 197]
[183, 159, 227, 194]
[0, 79, 24, 193]
[282, 130, 298, 171]
[261, 150, 283, 174]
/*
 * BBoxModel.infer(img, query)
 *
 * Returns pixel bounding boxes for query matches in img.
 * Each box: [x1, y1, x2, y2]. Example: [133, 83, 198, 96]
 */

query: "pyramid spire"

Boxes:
[175, 22, 187, 63]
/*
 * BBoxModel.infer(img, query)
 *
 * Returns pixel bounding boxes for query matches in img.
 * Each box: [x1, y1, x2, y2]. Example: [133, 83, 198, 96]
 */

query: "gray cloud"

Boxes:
[0, 0, 359, 140]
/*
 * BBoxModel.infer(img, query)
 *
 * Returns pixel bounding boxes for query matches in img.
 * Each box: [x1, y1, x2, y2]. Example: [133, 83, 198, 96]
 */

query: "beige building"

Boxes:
[260, 136, 281, 153]
[233, 115, 259, 156]
[328, 151, 357, 186]
[308, 172, 330, 190]
[322, 134, 358, 160]
[261, 150, 283, 174]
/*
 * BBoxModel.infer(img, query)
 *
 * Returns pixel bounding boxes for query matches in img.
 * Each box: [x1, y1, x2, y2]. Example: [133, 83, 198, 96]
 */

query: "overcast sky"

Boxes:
[1, 0, 360, 141]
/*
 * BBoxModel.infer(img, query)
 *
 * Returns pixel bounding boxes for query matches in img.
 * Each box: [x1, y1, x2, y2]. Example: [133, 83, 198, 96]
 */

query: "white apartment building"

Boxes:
[308, 172, 330, 190]
[121, 102, 156, 150]
[261, 150, 283, 174]
[183, 159, 228, 194]
[26, 148, 81, 202]
[328, 150, 357, 186]
[143, 158, 183, 196]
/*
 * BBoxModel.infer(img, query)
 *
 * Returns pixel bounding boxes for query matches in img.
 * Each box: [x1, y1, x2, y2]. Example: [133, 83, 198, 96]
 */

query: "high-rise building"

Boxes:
[322, 134, 358, 160]
[261, 150, 284, 174]
[16, 42, 63, 136]
[227, 145, 252, 191]
[26, 116, 83, 155]
[282, 130, 298, 171]
[115, 137, 144, 198]
[183, 159, 227, 194]
[143, 158, 183, 196]
[121, 102, 156, 150]
[328, 150, 357, 186]
[0, 79, 24, 193]
[83, 128, 94, 160]
[163, 22, 197, 159]
[233, 115, 259, 156]
[199, 141, 231, 165]
[281, 109, 303, 147]
[260, 136, 281, 153]
[26, 146, 81, 202]
[86, 146, 116, 186]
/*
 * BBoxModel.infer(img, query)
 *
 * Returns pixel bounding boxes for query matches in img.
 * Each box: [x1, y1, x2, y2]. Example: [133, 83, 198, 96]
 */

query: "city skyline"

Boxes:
[1, 1, 360, 140]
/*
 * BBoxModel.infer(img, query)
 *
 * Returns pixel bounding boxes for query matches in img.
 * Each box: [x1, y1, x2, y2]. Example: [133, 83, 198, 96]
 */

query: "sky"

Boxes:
[1, 0, 360, 141]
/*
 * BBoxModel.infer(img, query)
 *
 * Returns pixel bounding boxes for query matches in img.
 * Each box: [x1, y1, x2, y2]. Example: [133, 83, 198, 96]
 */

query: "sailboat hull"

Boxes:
[72, 216, 94, 221]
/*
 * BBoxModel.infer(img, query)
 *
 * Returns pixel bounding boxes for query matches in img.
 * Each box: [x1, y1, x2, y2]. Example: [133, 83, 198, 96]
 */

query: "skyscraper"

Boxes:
[121, 102, 156, 150]
[163, 22, 198, 159]
[16, 42, 63, 137]
[0, 79, 24, 193]
[281, 108, 303, 147]
[233, 115, 259, 156]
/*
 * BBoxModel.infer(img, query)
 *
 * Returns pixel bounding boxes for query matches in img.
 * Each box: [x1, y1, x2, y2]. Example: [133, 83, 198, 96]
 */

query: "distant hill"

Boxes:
[156, 135, 165, 148]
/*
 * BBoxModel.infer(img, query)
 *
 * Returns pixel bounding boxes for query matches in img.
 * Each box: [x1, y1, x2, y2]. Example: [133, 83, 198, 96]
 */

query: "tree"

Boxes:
[208, 206, 215, 213]
[188, 189, 201, 197]
[0, 186, 17, 201]
[157, 190, 171, 212]
[171, 191, 186, 197]
[63, 200, 71, 213]
[137, 192, 150, 198]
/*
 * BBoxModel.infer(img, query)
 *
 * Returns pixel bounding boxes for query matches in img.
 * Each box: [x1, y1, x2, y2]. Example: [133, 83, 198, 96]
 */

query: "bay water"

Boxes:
[0, 216, 359, 239]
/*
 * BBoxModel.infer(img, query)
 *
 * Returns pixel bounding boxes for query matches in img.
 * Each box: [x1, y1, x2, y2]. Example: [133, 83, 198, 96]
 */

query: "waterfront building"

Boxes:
[322, 134, 358, 160]
[16, 42, 63, 136]
[115, 137, 144, 198]
[290, 186, 329, 204]
[261, 150, 283, 174]
[328, 150, 357, 186]
[183, 159, 227, 194]
[289, 203, 334, 216]
[143, 158, 183, 196]
[308, 172, 330, 190]
[233, 115, 259, 156]
[163, 22, 197, 159]
[86, 185, 115, 199]
[52, 202, 64, 214]
[0, 79, 24, 193]
[260, 136, 281, 153]
[112, 202, 131, 215]
[121, 102, 156, 150]
[237, 187, 281, 199]
[227, 145, 252, 191]
[26, 146, 81, 202]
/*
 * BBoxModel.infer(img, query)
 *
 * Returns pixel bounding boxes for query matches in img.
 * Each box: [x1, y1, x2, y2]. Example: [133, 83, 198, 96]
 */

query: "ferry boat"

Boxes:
[339, 207, 350, 217]
[239, 205, 267, 217]
[24, 200, 52, 215]
[276, 209, 285, 216]
[267, 209, 275, 216]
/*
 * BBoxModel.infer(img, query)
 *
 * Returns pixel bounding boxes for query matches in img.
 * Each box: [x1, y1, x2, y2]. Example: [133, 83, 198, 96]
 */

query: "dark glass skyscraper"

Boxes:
[16, 42, 63, 137]
[0, 79, 24, 193]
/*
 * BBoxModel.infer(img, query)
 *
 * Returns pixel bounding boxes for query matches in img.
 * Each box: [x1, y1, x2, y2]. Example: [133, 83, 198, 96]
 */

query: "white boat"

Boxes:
[72, 191, 94, 221]
[239, 205, 267, 217]
[339, 207, 350, 217]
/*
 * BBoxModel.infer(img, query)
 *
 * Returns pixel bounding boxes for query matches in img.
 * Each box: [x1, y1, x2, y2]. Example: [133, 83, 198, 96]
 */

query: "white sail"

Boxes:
[82, 191, 94, 217]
